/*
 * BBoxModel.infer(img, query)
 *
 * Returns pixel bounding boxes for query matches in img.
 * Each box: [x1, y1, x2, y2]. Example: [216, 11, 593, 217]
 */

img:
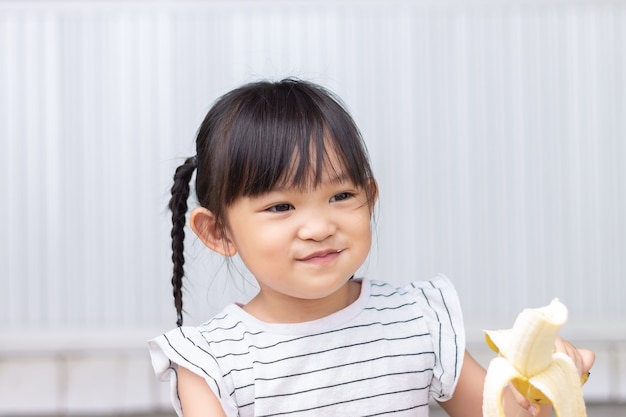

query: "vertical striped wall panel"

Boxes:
[1, 1, 624, 335]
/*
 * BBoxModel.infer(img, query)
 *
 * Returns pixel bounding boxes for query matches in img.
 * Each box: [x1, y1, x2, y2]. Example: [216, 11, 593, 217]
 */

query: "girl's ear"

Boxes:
[189, 207, 237, 257]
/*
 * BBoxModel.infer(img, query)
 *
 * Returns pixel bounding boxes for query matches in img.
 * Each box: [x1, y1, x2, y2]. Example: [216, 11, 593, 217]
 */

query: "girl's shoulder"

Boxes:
[153, 306, 252, 351]
[368, 273, 458, 304]
[366, 274, 465, 402]
[148, 308, 245, 417]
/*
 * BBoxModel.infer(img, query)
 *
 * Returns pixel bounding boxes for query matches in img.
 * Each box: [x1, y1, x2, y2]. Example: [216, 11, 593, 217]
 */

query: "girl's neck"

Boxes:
[242, 280, 362, 323]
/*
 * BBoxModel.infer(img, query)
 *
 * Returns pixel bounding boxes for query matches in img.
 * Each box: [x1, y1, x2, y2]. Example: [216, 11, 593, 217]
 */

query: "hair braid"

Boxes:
[168, 156, 197, 326]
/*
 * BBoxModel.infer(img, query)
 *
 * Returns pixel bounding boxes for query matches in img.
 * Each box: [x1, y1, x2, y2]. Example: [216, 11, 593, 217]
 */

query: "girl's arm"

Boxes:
[178, 366, 227, 417]
[438, 350, 550, 417]
[436, 351, 485, 417]
[439, 342, 595, 417]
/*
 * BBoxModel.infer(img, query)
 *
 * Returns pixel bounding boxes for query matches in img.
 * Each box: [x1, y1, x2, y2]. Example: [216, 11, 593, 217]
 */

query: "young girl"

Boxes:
[149, 79, 593, 417]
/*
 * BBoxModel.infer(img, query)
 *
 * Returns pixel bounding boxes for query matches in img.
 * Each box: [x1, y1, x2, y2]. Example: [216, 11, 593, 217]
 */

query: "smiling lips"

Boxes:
[298, 249, 343, 263]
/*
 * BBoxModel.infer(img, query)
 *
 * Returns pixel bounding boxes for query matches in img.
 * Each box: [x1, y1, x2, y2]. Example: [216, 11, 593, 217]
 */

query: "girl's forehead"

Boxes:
[278, 142, 350, 187]
[276, 158, 350, 192]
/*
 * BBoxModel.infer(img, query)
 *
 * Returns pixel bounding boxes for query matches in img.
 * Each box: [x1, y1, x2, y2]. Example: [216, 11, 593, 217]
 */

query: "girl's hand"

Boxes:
[511, 337, 595, 416]
[554, 336, 595, 378]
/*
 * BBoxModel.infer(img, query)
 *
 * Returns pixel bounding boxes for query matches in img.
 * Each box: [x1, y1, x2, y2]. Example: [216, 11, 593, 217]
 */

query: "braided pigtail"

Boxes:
[168, 156, 197, 326]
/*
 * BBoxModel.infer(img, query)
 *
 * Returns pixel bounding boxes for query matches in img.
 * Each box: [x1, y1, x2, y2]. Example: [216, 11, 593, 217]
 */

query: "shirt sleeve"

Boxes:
[148, 326, 238, 417]
[406, 274, 466, 402]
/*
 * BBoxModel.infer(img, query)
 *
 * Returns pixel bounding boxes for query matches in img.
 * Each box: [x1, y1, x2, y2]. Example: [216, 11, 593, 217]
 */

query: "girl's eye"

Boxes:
[267, 203, 293, 213]
[330, 192, 352, 202]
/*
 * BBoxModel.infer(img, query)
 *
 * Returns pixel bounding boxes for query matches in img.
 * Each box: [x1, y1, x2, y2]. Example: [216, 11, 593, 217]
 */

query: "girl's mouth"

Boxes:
[298, 249, 343, 263]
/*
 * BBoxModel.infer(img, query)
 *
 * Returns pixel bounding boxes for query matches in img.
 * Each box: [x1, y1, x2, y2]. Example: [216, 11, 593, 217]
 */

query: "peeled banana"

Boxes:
[482, 299, 587, 417]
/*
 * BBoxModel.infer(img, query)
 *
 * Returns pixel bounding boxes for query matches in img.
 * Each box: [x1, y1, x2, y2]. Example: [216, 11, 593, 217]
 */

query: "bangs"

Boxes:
[221, 80, 372, 204]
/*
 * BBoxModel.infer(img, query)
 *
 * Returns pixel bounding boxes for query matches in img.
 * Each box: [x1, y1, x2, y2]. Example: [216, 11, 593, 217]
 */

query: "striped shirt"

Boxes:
[149, 275, 465, 417]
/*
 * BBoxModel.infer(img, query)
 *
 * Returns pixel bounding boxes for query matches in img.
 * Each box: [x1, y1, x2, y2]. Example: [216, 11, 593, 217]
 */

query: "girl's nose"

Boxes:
[297, 212, 337, 241]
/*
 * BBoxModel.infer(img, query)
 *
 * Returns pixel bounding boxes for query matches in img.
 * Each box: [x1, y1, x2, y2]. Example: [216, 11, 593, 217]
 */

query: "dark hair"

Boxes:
[168, 78, 375, 326]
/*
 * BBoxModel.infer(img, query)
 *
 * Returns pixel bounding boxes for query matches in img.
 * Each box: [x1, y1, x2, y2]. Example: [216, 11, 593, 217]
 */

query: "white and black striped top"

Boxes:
[149, 275, 465, 417]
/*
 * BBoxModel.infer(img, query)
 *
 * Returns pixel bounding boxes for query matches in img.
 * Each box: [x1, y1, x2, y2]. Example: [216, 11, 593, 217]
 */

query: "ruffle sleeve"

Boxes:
[148, 326, 238, 417]
[405, 274, 466, 402]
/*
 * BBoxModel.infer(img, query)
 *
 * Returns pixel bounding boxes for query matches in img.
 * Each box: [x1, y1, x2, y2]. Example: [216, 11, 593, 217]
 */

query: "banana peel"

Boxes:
[482, 299, 587, 417]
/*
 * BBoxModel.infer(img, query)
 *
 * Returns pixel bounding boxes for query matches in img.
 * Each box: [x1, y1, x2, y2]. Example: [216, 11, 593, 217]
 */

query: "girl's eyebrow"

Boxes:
[328, 173, 353, 186]
[269, 172, 351, 193]
[327, 170, 350, 181]
[308, 171, 353, 187]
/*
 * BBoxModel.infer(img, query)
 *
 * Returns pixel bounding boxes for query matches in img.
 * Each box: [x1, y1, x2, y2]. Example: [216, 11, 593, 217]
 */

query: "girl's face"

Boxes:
[222, 150, 376, 322]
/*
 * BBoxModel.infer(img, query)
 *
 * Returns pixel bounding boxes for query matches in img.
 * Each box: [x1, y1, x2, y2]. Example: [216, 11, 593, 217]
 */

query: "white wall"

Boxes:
[1, 0, 625, 414]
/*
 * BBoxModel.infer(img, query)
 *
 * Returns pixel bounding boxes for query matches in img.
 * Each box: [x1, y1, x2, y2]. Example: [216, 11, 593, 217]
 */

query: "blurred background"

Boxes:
[1, 0, 625, 415]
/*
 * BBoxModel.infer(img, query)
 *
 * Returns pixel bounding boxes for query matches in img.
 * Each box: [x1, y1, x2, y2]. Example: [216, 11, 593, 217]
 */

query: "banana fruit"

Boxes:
[482, 298, 587, 417]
